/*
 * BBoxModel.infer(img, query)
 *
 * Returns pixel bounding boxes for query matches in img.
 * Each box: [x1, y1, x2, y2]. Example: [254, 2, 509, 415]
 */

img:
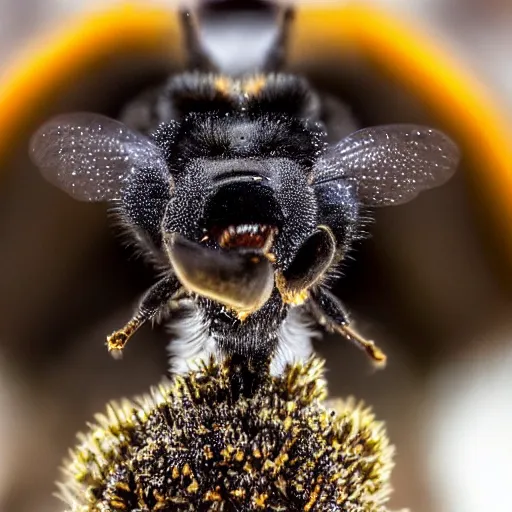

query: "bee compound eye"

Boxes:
[165, 233, 275, 313]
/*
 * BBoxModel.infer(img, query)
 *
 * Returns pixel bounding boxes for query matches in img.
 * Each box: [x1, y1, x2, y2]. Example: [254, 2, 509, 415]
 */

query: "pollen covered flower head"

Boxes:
[59, 358, 395, 511]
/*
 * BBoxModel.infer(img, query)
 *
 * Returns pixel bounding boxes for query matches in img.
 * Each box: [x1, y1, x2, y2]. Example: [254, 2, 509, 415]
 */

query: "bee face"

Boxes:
[160, 150, 320, 270]
[145, 108, 329, 308]
[29, 4, 460, 393]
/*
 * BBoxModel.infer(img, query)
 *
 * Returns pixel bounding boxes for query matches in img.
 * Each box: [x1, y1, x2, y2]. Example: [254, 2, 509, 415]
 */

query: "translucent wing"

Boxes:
[314, 124, 460, 206]
[29, 112, 168, 202]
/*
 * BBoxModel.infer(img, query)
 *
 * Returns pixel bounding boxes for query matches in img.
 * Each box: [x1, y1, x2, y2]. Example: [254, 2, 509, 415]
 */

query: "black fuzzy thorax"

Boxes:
[152, 111, 326, 169]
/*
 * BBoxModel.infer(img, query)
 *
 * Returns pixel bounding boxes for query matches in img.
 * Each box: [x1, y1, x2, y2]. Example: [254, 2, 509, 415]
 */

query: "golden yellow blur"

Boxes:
[0, 4, 184, 163]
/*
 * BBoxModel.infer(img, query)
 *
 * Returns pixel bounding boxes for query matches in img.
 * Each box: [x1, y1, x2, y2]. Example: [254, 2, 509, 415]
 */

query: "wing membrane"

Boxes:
[30, 112, 168, 202]
[314, 124, 460, 206]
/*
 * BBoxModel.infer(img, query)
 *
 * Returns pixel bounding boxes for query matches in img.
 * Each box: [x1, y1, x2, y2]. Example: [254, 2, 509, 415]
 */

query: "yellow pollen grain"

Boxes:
[254, 493, 268, 508]
[262, 459, 274, 472]
[115, 482, 130, 492]
[304, 484, 321, 512]
[204, 490, 222, 501]
[275, 452, 289, 469]
[204, 445, 214, 459]
[187, 479, 199, 493]
[231, 488, 246, 499]
[153, 490, 165, 502]
[243, 461, 254, 474]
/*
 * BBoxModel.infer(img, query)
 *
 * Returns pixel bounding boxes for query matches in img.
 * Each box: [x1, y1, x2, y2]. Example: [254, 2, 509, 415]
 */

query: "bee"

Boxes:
[29, 4, 459, 394]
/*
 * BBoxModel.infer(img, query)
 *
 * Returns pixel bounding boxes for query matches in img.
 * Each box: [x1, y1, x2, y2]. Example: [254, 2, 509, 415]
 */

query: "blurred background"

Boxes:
[0, 1, 511, 511]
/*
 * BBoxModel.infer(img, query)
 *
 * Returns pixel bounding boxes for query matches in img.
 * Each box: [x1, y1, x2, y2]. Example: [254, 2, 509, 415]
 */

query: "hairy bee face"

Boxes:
[164, 157, 318, 269]
[139, 110, 333, 317]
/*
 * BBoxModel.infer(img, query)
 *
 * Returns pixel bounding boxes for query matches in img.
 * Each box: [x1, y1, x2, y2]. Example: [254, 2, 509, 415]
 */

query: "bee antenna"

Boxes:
[179, 10, 219, 72]
[263, 5, 294, 72]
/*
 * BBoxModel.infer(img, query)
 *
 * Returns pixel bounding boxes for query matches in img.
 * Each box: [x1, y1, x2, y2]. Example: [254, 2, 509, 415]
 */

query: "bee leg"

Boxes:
[106, 274, 181, 357]
[308, 288, 387, 366]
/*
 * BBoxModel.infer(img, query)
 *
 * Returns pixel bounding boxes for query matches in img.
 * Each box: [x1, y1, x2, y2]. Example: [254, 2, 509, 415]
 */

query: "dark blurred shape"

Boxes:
[201, 0, 275, 11]
[195, 0, 286, 73]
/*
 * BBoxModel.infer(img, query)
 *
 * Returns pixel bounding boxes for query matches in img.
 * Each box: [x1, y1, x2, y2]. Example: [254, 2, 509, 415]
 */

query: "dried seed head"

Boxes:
[58, 357, 395, 511]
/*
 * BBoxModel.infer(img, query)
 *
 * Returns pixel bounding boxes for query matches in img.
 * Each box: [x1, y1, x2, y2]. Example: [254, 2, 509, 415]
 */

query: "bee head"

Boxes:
[158, 112, 332, 313]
